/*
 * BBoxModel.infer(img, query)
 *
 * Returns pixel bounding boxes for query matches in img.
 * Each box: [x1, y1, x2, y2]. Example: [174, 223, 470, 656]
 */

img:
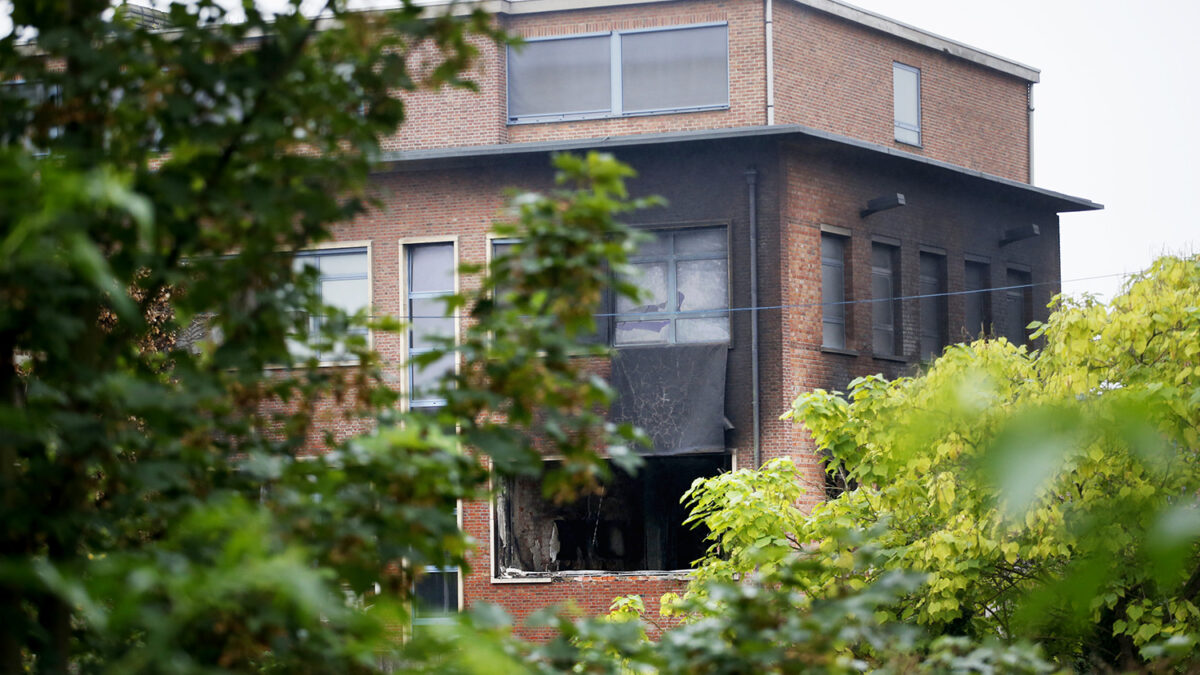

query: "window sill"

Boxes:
[265, 358, 361, 371]
[492, 569, 693, 583]
[872, 353, 909, 364]
[820, 346, 858, 357]
[614, 341, 732, 350]
[508, 104, 730, 126]
[894, 138, 923, 149]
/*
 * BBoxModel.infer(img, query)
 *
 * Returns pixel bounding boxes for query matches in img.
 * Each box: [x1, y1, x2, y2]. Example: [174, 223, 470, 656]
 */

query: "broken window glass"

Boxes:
[615, 226, 729, 346]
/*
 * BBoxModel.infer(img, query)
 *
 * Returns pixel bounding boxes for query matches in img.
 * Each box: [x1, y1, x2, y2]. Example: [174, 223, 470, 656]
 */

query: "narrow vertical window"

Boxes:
[893, 62, 921, 146]
[1004, 268, 1033, 346]
[918, 251, 948, 360]
[406, 242, 455, 410]
[821, 234, 847, 349]
[963, 260, 992, 339]
[871, 243, 900, 357]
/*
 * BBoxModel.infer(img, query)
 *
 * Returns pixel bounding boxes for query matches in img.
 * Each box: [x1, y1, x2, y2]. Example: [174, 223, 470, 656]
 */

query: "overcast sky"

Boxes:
[4, 0, 1195, 300]
[844, 0, 1199, 301]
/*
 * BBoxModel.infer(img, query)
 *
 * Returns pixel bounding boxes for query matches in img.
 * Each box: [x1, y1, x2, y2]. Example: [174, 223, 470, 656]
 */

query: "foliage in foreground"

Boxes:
[681, 255, 1200, 670]
[0, 0, 658, 667]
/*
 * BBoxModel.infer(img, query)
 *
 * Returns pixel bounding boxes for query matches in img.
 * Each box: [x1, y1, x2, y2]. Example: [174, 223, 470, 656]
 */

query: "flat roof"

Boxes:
[377, 124, 1102, 213]
[418, 0, 1039, 83]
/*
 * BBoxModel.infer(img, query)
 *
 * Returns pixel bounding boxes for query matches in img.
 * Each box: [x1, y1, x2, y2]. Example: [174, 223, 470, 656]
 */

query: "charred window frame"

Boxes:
[871, 242, 901, 357]
[964, 258, 992, 339]
[821, 233, 849, 350]
[918, 250, 948, 360]
[404, 241, 457, 411]
[493, 455, 730, 577]
[615, 226, 730, 346]
[1004, 267, 1034, 346]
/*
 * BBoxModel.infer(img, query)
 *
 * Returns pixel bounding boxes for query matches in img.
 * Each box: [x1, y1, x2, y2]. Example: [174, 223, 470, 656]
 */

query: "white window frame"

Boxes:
[506, 22, 730, 124]
[412, 502, 464, 626]
[615, 225, 730, 347]
[290, 242, 373, 366]
[400, 237, 459, 412]
[893, 61, 922, 146]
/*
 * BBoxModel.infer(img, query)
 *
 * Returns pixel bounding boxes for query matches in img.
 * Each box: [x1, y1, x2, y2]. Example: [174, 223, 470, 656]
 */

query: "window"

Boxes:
[919, 251, 948, 360]
[1004, 268, 1033, 346]
[507, 24, 728, 122]
[615, 226, 729, 346]
[491, 239, 609, 344]
[963, 260, 992, 339]
[2, 79, 63, 151]
[292, 247, 369, 362]
[413, 567, 459, 625]
[821, 234, 848, 349]
[893, 62, 921, 146]
[871, 243, 901, 357]
[495, 455, 729, 575]
[405, 243, 456, 410]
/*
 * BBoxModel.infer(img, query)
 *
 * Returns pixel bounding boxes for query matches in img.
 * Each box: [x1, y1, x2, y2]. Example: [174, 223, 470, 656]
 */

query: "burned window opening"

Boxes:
[495, 454, 730, 575]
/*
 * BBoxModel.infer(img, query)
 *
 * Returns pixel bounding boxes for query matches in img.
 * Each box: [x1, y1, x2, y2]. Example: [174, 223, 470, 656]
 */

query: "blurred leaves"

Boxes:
[773, 255, 1200, 668]
[0, 0, 648, 669]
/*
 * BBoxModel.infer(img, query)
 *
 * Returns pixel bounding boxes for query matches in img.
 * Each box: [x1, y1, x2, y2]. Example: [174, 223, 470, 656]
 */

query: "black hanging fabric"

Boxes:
[610, 344, 728, 456]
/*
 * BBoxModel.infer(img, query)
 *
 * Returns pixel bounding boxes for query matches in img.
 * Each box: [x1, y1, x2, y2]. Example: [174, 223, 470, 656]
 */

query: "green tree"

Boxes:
[679, 255, 1200, 669]
[0, 0, 653, 668]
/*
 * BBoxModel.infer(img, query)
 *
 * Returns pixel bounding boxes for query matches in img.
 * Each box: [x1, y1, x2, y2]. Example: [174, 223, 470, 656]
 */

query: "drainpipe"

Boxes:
[745, 168, 762, 468]
[764, 0, 775, 125]
[1027, 83, 1034, 183]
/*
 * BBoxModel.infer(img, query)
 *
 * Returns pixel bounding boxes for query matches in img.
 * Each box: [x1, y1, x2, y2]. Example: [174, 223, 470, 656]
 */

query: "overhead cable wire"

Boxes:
[394, 270, 1134, 320]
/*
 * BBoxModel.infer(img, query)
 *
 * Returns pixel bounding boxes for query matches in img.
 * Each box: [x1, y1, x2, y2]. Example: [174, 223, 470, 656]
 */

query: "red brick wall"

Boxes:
[303, 134, 1060, 636]
[381, 0, 768, 151]
[773, 1, 1031, 183]
[775, 142, 1059, 497]
[380, 33, 510, 152]
[381, 0, 1033, 185]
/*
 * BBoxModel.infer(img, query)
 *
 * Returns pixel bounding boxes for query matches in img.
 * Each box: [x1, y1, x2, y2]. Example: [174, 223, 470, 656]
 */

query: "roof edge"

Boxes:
[376, 124, 1101, 213]
[792, 0, 1039, 82]
[418, 0, 1039, 82]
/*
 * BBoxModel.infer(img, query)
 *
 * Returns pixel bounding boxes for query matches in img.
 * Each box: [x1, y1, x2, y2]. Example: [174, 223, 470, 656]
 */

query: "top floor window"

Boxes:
[893, 62, 921, 146]
[508, 24, 729, 123]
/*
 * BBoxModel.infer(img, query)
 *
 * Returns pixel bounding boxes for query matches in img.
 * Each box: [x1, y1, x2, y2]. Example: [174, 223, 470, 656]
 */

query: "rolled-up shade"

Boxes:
[621, 25, 728, 113]
[508, 35, 611, 118]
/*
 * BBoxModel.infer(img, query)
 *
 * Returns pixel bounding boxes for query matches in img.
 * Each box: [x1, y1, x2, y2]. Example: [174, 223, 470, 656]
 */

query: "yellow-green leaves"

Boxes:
[781, 255, 1200, 667]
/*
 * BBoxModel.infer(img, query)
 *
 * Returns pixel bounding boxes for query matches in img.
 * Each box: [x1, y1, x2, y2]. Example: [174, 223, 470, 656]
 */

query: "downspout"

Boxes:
[764, 0, 775, 125]
[1027, 83, 1034, 183]
[745, 168, 762, 468]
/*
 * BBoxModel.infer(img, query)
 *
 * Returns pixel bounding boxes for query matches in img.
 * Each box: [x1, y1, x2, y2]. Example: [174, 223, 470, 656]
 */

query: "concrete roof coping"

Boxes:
[377, 124, 1102, 213]
[415, 0, 1039, 83]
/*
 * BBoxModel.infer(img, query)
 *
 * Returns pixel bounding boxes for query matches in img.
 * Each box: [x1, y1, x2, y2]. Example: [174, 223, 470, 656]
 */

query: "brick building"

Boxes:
[304, 0, 1100, 633]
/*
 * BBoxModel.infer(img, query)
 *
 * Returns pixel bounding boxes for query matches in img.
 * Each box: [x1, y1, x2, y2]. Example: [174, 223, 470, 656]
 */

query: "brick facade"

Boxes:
[303, 0, 1095, 637]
